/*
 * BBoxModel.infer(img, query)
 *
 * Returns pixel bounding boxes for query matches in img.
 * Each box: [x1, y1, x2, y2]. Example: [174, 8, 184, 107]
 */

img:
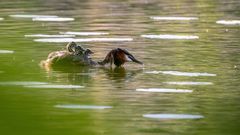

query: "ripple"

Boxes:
[141, 34, 199, 40]
[25, 34, 75, 38]
[164, 82, 213, 85]
[34, 38, 74, 42]
[216, 20, 240, 25]
[0, 81, 84, 89]
[34, 37, 133, 43]
[0, 81, 48, 85]
[60, 31, 109, 36]
[150, 16, 198, 21]
[25, 84, 84, 89]
[54, 105, 112, 109]
[136, 88, 192, 93]
[145, 71, 216, 77]
[9, 14, 58, 18]
[143, 114, 204, 119]
[0, 18, 4, 21]
[0, 50, 14, 54]
[32, 17, 74, 22]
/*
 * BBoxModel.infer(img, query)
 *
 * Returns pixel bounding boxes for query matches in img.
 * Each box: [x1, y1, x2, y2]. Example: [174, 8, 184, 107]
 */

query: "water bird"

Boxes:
[41, 42, 143, 68]
[41, 42, 93, 67]
[98, 48, 143, 67]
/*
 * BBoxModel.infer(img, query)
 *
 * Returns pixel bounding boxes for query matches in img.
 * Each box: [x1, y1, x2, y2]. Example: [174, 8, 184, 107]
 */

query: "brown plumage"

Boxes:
[41, 42, 93, 67]
[98, 48, 143, 67]
[41, 42, 143, 68]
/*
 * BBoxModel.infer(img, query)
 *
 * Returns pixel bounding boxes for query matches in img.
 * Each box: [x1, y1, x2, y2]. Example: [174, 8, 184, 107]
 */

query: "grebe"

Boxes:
[41, 42, 143, 68]
[41, 42, 93, 67]
[98, 48, 143, 67]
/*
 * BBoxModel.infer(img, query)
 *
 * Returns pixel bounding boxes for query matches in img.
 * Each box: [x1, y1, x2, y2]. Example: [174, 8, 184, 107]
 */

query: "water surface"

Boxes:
[0, 0, 240, 135]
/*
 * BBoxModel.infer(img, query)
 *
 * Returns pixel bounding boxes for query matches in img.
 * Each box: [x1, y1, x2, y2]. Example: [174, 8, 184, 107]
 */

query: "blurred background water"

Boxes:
[0, 0, 240, 135]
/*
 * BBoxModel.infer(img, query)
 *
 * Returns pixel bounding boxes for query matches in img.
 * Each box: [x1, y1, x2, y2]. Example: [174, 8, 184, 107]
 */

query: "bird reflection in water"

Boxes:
[40, 42, 143, 87]
[101, 66, 143, 89]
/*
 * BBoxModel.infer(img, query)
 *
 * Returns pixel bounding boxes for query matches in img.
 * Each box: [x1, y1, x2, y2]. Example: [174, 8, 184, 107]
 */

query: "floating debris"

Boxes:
[60, 31, 109, 36]
[0, 50, 14, 54]
[141, 34, 199, 40]
[25, 84, 84, 89]
[150, 16, 198, 21]
[216, 20, 240, 25]
[143, 114, 204, 119]
[136, 88, 192, 93]
[32, 17, 74, 22]
[145, 71, 216, 77]
[164, 82, 213, 85]
[25, 34, 75, 38]
[34, 37, 133, 43]
[54, 105, 112, 109]
[9, 14, 58, 18]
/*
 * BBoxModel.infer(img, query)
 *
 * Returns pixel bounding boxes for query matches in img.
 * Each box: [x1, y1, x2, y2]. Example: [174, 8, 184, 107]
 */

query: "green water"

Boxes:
[0, 0, 240, 135]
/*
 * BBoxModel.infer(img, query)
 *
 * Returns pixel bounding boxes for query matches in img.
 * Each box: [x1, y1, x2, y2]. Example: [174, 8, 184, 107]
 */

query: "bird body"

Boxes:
[41, 42, 143, 68]
[98, 48, 143, 67]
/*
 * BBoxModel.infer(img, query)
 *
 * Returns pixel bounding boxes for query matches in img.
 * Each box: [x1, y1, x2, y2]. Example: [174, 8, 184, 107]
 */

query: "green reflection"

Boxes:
[0, 0, 240, 135]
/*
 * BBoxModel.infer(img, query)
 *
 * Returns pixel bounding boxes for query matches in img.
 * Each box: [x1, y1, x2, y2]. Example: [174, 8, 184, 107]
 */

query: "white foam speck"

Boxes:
[9, 14, 58, 18]
[141, 34, 199, 40]
[136, 88, 192, 93]
[216, 20, 240, 25]
[25, 34, 75, 38]
[0, 81, 48, 85]
[0, 82, 85, 89]
[34, 38, 74, 42]
[32, 17, 74, 22]
[0, 50, 14, 54]
[60, 31, 109, 36]
[0, 18, 4, 21]
[150, 16, 198, 21]
[164, 82, 213, 85]
[25, 84, 84, 89]
[145, 71, 160, 74]
[34, 37, 133, 43]
[145, 71, 216, 77]
[54, 105, 112, 109]
[143, 114, 204, 119]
